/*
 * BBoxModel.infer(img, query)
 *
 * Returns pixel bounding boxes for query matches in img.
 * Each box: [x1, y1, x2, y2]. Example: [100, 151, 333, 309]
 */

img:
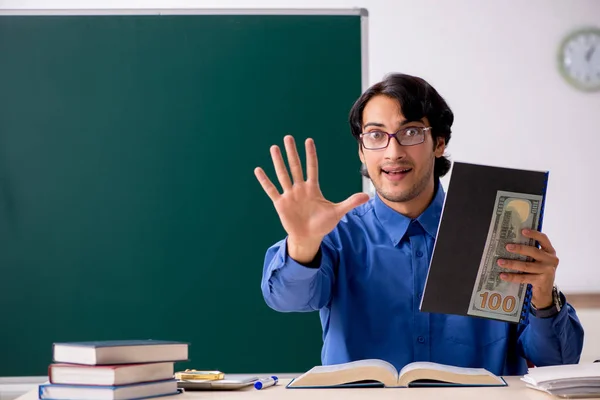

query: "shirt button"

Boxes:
[417, 336, 425, 343]
[416, 250, 423, 258]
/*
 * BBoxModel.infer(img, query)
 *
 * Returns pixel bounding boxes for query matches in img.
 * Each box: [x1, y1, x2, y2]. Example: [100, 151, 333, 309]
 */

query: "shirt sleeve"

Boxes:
[260, 236, 339, 313]
[517, 292, 585, 366]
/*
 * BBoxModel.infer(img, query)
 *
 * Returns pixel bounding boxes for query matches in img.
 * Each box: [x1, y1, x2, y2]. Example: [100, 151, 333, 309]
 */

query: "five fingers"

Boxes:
[255, 135, 318, 200]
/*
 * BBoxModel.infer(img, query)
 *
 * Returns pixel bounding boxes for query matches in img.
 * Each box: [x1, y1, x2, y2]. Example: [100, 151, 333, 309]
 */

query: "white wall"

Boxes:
[1, 0, 599, 293]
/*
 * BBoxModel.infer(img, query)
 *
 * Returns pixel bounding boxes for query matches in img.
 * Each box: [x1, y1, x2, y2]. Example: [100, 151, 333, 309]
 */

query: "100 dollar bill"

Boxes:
[467, 190, 542, 323]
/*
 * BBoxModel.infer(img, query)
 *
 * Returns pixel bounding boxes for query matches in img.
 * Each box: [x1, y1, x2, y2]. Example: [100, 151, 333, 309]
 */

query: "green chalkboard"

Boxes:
[0, 10, 366, 376]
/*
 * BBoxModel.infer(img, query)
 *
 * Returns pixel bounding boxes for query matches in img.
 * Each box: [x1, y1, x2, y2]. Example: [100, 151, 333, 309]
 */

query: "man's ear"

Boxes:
[434, 137, 445, 158]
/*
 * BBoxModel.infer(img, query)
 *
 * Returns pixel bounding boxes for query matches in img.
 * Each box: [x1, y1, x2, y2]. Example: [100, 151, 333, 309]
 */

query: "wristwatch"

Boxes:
[530, 285, 563, 318]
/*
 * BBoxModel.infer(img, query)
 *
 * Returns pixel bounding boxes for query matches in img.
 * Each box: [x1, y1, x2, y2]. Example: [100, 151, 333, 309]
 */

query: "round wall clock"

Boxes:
[557, 27, 600, 92]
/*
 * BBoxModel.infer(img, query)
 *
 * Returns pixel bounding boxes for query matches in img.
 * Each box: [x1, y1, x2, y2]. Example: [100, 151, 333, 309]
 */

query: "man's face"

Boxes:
[358, 94, 445, 204]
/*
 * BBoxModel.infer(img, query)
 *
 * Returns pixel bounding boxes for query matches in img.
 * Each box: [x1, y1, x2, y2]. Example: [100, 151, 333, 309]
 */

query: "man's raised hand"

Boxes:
[254, 135, 369, 263]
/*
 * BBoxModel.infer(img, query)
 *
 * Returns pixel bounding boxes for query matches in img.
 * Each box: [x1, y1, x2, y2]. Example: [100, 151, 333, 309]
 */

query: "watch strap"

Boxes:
[530, 285, 562, 318]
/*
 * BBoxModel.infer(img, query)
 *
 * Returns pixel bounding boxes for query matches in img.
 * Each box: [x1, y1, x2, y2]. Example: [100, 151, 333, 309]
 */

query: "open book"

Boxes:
[287, 359, 506, 388]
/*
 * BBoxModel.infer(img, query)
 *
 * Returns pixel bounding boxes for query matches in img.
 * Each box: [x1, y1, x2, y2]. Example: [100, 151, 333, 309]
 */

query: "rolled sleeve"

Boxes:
[261, 237, 337, 312]
[519, 292, 584, 366]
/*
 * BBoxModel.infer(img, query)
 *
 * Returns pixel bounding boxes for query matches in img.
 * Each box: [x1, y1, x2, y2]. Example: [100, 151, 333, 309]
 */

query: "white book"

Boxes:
[52, 340, 188, 365]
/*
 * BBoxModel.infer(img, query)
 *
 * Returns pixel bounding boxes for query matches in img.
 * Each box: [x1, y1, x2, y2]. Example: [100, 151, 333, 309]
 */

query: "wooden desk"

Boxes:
[15, 376, 587, 400]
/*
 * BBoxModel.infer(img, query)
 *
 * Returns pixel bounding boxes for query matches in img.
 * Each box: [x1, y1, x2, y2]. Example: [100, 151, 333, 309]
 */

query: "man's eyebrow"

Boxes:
[363, 122, 387, 129]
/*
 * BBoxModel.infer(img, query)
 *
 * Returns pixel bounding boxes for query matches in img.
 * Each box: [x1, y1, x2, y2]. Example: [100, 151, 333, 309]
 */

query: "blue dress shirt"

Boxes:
[261, 181, 584, 376]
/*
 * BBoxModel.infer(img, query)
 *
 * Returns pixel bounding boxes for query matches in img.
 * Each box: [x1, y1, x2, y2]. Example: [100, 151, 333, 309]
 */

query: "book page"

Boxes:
[397, 362, 504, 387]
[308, 359, 398, 377]
[399, 362, 494, 378]
[289, 359, 399, 387]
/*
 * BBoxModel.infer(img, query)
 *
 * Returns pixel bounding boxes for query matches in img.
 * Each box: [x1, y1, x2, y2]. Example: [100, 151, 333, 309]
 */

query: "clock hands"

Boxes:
[585, 45, 596, 63]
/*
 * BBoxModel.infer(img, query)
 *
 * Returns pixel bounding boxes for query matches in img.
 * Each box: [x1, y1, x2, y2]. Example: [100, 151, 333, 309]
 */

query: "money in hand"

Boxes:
[467, 191, 542, 323]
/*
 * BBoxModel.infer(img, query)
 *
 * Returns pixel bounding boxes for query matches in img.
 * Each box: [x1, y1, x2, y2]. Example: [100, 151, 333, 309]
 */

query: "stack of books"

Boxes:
[39, 340, 189, 400]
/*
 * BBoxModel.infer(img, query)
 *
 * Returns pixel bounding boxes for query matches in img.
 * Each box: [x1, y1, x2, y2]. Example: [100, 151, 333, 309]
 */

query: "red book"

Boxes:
[49, 362, 175, 386]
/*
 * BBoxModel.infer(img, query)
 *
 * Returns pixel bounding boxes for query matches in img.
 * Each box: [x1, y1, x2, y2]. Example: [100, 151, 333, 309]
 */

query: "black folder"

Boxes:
[420, 161, 549, 324]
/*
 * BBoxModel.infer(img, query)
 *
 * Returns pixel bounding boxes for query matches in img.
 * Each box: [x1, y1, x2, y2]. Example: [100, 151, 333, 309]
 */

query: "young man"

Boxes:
[254, 73, 584, 376]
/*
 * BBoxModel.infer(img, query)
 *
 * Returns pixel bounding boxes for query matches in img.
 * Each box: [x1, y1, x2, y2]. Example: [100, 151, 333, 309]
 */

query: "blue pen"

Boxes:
[254, 376, 278, 390]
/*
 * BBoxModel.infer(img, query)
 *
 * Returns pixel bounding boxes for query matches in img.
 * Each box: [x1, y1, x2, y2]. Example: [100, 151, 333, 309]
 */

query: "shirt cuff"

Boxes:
[527, 292, 569, 331]
[273, 237, 322, 281]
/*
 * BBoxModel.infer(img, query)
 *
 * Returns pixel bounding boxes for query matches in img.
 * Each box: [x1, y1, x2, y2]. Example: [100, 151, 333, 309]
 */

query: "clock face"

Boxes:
[558, 28, 600, 91]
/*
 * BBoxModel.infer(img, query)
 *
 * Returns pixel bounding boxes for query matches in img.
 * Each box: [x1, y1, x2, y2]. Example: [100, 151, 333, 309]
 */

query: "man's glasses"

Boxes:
[359, 126, 432, 150]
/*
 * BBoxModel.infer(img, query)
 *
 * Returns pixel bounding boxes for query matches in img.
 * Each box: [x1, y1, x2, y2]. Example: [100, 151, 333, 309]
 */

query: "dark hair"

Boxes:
[349, 73, 454, 178]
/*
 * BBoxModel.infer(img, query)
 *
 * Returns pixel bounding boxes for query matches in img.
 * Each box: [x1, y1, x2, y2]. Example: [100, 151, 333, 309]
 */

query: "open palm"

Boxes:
[254, 135, 369, 244]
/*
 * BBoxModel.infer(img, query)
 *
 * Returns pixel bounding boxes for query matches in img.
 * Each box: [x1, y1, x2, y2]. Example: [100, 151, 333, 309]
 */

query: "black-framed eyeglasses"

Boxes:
[359, 126, 432, 150]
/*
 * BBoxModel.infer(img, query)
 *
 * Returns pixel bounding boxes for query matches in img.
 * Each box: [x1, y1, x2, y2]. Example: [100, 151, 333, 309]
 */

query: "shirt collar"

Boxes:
[373, 180, 445, 246]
